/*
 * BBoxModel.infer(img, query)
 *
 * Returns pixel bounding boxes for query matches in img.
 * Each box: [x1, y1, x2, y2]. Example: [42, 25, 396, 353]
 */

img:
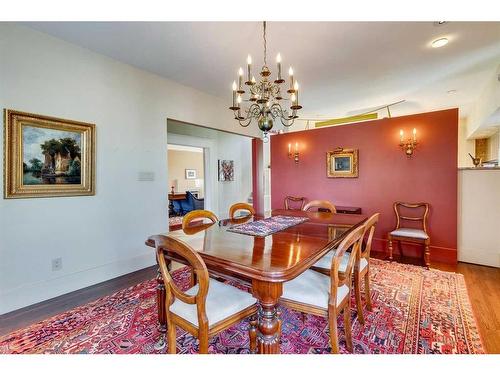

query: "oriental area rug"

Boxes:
[0, 259, 484, 354]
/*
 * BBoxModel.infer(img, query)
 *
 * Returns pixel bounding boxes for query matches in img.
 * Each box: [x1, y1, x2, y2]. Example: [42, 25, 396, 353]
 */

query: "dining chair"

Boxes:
[387, 202, 430, 268]
[153, 235, 258, 354]
[284, 195, 306, 210]
[303, 199, 337, 213]
[311, 213, 379, 325]
[182, 209, 218, 230]
[280, 224, 365, 353]
[229, 202, 255, 219]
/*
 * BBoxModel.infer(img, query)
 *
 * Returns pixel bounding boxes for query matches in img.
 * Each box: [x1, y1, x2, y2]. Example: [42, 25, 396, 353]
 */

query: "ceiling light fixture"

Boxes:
[229, 21, 302, 142]
[431, 37, 449, 48]
[447, 89, 457, 94]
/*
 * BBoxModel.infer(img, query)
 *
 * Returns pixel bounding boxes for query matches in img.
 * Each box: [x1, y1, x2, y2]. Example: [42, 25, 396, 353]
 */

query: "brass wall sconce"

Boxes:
[399, 128, 418, 157]
[288, 142, 299, 163]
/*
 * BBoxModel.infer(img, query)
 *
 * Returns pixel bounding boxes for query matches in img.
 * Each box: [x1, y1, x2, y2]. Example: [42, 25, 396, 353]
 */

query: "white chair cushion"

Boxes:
[313, 251, 368, 273]
[390, 228, 429, 240]
[170, 278, 256, 327]
[282, 269, 350, 309]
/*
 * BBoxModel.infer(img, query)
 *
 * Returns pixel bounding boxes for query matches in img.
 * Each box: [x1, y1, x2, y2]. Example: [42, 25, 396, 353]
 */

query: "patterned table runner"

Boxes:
[227, 215, 309, 236]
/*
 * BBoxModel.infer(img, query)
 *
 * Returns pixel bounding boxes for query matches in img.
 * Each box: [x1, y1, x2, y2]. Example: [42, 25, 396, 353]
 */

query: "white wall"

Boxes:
[458, 169, 500, 267]
[0, 24, 257, 314]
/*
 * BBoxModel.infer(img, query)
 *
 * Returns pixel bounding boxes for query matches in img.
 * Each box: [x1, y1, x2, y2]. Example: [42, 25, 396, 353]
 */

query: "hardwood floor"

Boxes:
[1, 258, 499, 353]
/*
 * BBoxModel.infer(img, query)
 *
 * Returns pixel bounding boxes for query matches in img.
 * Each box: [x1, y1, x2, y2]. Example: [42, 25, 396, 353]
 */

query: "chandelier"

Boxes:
[229, 21, 302, 142]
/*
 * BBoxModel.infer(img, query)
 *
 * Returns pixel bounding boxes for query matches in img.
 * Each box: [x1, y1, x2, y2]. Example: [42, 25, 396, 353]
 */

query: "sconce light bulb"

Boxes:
[400, 129, 404, 137]
[413, 128, 417, 135]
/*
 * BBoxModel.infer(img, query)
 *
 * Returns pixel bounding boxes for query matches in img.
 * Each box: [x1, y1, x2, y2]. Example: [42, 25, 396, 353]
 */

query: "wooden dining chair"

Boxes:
[182, 209, 218, 230]
[303, 199, 337, 213]
[284, 196, 306, 210]
[229, 202, 255, 219]
[153, 235, 258, 354]
[280, 224, 365, 353]
[388, 202, 430, 268]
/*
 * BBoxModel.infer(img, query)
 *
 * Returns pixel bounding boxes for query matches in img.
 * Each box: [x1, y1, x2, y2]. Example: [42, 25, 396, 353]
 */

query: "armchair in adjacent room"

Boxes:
[181, 191, 205, 214]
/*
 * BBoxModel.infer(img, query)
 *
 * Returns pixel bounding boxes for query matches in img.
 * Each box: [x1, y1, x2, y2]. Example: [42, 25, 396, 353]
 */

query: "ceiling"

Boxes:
[23, 21, 500, 128]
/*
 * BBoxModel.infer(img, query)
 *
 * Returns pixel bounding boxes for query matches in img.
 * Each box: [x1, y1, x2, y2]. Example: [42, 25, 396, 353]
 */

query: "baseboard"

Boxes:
[0, 252, 156, 314]
[372, 237, 457, 264]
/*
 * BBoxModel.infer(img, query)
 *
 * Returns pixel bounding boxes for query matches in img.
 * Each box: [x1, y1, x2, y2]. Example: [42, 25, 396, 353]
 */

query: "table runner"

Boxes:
[227, 215, 308, 236]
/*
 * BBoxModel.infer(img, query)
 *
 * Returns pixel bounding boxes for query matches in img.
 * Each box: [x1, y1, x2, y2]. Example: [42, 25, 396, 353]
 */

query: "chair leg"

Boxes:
[198, 332, 209, 354]
[343, 307, 353, 353]
[354, 270, 364, 325]
[424, 241, 430, 269]
[167, 324, 177, 354]
[328, 308, 339, 354]
[249, 316, 257, 354]
[388, 238, 393, 261]
[364, 270, 373, 311]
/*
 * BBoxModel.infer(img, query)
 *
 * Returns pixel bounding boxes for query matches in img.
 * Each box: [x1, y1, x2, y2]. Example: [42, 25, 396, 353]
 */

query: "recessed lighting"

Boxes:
[432, 38, 449, 48]
[447, 89, 457, 94]
[434, 21, 447, 26]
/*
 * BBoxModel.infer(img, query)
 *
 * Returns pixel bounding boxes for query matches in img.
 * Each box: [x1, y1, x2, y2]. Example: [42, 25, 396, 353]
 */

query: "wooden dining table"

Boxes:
[145, 209, 367, 354]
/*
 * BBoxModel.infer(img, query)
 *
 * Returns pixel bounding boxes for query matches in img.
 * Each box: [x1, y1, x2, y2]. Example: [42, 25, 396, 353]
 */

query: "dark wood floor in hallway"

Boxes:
[1, 258, 499, 353]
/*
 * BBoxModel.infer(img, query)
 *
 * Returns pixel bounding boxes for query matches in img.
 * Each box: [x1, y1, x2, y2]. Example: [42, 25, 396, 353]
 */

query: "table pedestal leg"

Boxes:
[252, 280, 282, 354]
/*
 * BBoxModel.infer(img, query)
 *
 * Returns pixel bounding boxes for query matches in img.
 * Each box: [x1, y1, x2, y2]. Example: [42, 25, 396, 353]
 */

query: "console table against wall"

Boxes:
[319, 206, 362, 214]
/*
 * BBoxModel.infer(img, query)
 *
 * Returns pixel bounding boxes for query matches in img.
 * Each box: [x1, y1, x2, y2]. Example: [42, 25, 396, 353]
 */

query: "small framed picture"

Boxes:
[218, 160, 234, 181]
[185, 169, 196, 179]
[327, 148, 358, 178]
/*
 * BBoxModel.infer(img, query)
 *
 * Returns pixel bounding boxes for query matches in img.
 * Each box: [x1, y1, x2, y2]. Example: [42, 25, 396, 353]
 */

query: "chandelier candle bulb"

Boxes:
[238, 67, 244, 93]
[413, 128, 417, 141]
[246, 55, 252, 84]
[275, 53, 284, 83]
[400, 129, 404, 142]
[288, 67, 294, 92]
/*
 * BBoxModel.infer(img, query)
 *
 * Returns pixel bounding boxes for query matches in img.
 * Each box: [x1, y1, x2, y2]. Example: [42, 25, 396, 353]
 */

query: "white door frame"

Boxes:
[166, 132, 219, 216]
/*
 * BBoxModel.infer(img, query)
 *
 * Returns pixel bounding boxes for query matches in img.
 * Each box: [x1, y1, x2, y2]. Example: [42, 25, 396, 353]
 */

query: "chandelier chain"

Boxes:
[263, 21, 267, 67]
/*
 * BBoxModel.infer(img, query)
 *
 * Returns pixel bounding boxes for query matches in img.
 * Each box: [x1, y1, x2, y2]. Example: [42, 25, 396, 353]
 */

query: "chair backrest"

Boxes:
[328, 224, 365, 302]
[153, 235, 209, 324]
[393, 202, 429, 233]
[360, 213, 380, 259]
[229, 202, 255, 219]
[182, 209, 218, 230]
[284, 196, 306, 210]
[303, 199, 337, 213]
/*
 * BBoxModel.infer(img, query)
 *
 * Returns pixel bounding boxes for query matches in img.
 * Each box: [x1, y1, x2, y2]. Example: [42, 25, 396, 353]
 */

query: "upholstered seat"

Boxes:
[389, 228, 429, 240]
[282, 270, 349, 309]
[171, 278, 256, 327]
[313, 251, 368, 272]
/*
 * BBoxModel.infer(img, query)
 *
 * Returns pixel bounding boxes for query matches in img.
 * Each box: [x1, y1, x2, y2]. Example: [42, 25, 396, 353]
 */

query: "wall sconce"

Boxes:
[399, 128, 418, 157]
[288, 142, 299, 163]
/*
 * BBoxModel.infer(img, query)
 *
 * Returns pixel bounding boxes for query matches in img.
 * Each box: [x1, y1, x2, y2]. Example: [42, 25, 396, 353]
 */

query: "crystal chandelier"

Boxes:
[229, 21, 302, 142]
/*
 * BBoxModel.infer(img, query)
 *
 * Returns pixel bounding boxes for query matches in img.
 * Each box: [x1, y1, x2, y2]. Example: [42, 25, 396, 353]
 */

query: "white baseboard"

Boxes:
[0, 252, 156, 315]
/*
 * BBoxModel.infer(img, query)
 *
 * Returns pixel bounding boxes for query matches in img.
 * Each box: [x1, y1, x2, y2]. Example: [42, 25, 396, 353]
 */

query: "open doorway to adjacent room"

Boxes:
[167, 119, 254, 231]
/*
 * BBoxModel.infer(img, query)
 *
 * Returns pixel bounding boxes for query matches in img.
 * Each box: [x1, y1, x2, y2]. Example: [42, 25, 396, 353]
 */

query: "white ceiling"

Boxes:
[23, 21, 500, 125]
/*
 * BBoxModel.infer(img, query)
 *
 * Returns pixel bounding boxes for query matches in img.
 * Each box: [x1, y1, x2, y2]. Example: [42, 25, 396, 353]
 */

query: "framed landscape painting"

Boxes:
[326, 148, 358, 178]
[4, 109, 96, 198]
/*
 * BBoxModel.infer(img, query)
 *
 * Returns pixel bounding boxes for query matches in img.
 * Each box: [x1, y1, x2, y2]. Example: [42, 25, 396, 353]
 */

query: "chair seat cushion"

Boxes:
[170, 278, 256, 327]
[313, 251, 368, 273]
[282, 270, 350, 309]
[390, 228, 429, 240]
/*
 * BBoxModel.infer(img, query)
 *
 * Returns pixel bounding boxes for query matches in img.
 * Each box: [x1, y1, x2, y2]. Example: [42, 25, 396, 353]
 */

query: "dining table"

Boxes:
[145, 208, 367, 354]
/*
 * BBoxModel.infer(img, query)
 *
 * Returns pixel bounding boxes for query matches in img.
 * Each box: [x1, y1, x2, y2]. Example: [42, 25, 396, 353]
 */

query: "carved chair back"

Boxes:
[182, 209, 218, 230]
[153, 235, 210, 326]
[393, 202, 429, 233]
[360, 213, 380, 259]
[328, 224, 364, 306]
[229, 202, 255, 219]
[303, 199, 337, 213]
[284, 196, 306, 210]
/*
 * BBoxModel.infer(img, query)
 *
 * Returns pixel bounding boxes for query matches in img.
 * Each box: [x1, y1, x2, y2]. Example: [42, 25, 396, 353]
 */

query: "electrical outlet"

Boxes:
[52, 257, 62, 271]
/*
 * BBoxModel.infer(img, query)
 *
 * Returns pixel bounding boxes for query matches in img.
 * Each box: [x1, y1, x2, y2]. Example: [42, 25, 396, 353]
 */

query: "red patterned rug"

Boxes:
[0, 259, 484, 354]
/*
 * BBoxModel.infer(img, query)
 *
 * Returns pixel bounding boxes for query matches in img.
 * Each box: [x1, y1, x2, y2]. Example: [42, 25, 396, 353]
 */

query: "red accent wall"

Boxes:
[270, 109, 458, 263]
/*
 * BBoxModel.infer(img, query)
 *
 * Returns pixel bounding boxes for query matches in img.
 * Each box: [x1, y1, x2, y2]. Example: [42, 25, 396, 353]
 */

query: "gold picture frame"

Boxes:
[4, 109, 96, 198]
[326, 148, 358, 178]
